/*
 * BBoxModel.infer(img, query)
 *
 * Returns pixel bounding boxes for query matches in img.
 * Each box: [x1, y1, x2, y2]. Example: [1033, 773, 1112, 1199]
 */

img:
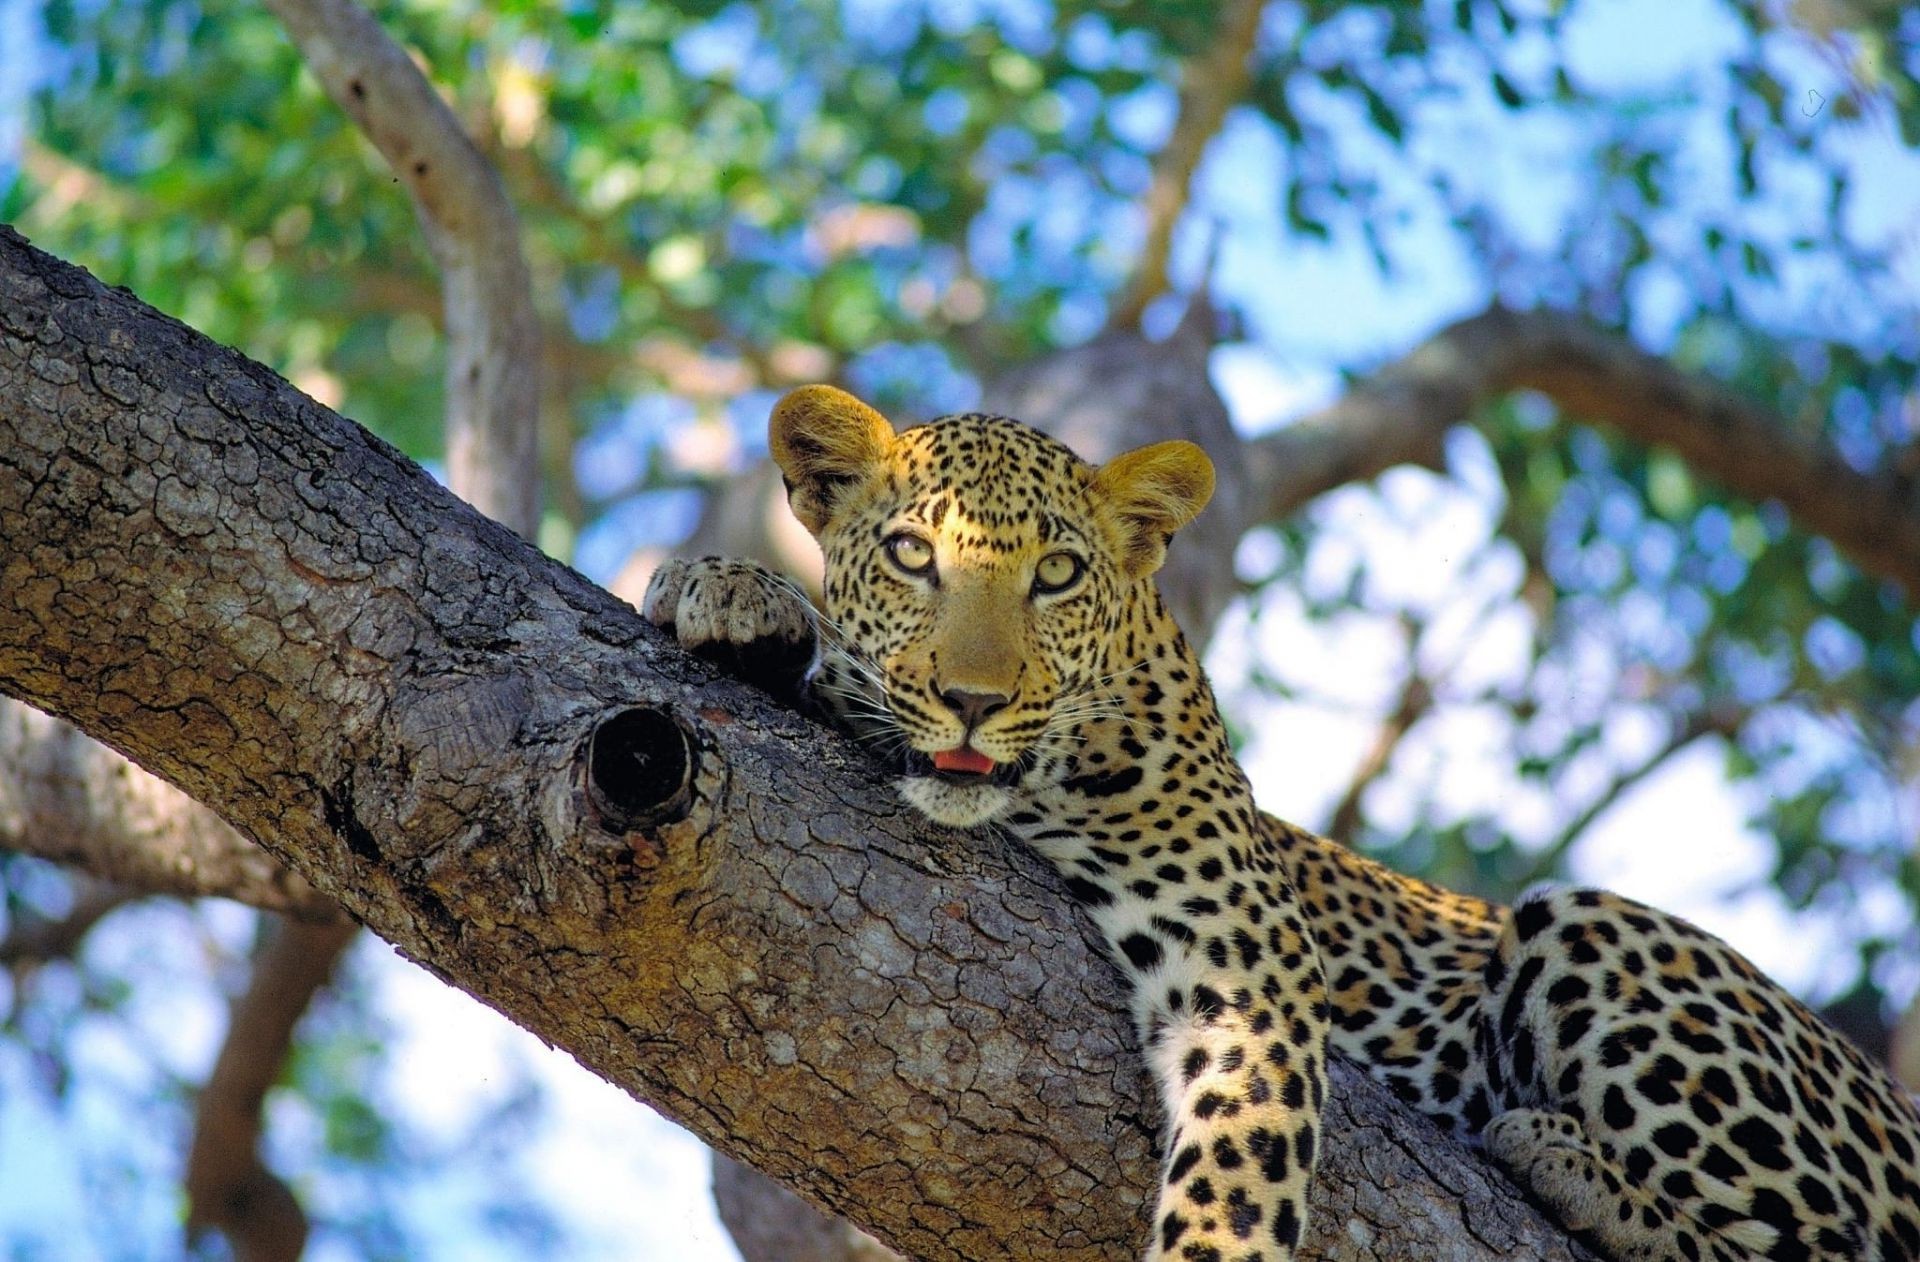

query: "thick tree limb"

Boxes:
[0, 0, 553, 921]
[180, 10, 544, 1256]
[1250, 307, 1920, 601]
[0, 229, 1598, 1260]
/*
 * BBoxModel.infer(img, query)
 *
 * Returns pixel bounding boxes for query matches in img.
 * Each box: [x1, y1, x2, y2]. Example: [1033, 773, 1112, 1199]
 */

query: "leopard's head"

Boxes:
[771, 385, 1213, 827]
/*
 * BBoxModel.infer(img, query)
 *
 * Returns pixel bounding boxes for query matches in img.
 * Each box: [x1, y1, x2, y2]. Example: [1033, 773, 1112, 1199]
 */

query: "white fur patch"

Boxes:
[897, 777, 1011, 827]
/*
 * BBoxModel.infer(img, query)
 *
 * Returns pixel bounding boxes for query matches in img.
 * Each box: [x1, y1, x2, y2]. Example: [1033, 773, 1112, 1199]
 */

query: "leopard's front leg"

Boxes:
[643, 555, 906, 763]
[1092, 883, 1330, 1262]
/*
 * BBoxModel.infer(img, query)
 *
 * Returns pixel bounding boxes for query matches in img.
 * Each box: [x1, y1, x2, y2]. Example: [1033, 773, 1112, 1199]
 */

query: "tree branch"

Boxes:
[713, 1154, 899, 1262]
[265, 0, 541, 537]
[1108, 0, 1266, 331]
[1325, 616, 1435, 842]
[0, 876, 137, 969]
[7, 0, 552, 924]
[182, 9, 546, 1253]
[0, 228, 1600, 1261]
[1513, 703, 1745, 888]
[1249, 307, 1920, 602]
[184, 917, 359, 1261]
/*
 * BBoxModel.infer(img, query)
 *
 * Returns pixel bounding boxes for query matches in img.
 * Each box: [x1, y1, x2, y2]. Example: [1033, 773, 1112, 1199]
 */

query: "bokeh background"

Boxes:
[1, 0, 1917, 1258]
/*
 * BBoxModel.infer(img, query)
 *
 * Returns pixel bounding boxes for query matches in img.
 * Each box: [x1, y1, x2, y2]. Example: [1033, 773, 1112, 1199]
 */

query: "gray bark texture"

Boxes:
[0, 225, 1598, 1260]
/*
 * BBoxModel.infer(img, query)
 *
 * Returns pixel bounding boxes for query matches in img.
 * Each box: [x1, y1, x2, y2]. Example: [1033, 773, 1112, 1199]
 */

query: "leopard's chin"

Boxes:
[897, 776, 1013, 828]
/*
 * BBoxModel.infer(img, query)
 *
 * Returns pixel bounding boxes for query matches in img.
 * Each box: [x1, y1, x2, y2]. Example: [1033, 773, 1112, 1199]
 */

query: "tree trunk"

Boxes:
[0, 226, 1598, 1260]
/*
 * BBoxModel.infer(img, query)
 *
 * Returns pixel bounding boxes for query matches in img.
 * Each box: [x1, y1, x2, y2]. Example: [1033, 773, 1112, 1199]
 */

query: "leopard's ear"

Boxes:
[1091, 440, 1215, 578]
[769, 385, 897, 534]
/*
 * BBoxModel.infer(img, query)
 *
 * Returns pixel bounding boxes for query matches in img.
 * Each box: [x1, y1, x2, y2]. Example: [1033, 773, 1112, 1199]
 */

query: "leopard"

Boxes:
[642, 384, 1920, 1262]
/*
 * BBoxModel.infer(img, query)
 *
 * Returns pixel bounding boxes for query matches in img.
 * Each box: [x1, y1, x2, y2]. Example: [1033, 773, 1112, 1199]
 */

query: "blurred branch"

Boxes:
[312, 263, 443, 324]
[184, 917, 359, 1262]
[0, 877, 137, 970]
[1108, 0, 1266, 331]
[22, 134, 645, 426]
[1516, 703, 1745, 886]
[0, 698, 340, 917]
[266, 0, 541, 537]
[1326, 616, 1435, 842]
[1249, 307, 1920, 603]
[713, 1154, 901, 1262]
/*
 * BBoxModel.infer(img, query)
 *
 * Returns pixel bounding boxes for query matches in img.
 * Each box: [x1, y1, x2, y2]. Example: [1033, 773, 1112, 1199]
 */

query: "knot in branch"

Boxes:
[585, 706, 697, 836]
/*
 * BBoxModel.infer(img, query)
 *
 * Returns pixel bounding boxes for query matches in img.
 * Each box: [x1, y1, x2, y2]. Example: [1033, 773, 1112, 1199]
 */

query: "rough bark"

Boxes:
[0, 228, 1601, 1260]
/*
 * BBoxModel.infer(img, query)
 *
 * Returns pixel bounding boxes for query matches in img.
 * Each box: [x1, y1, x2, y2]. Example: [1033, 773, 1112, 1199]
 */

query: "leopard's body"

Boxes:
[644, 386, 1920, 1262]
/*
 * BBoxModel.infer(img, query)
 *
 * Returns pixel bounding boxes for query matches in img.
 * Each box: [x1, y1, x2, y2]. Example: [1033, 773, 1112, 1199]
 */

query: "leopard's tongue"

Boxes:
[931, 748, 996, 775]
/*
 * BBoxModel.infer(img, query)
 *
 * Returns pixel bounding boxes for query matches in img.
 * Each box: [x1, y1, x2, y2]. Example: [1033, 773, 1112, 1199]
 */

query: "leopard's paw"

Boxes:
[1484, 1109, 1618, 1235]
[642, 557, 817, 697]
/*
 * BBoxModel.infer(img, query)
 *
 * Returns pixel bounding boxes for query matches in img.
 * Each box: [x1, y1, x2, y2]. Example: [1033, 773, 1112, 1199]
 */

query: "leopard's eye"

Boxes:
[885, 532, 936, 576]
[1033, 551, 1085, 595]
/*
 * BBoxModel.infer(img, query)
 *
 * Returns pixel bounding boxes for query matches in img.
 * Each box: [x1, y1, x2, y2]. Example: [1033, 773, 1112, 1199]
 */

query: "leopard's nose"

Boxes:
[938, 687, 1011, 729]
